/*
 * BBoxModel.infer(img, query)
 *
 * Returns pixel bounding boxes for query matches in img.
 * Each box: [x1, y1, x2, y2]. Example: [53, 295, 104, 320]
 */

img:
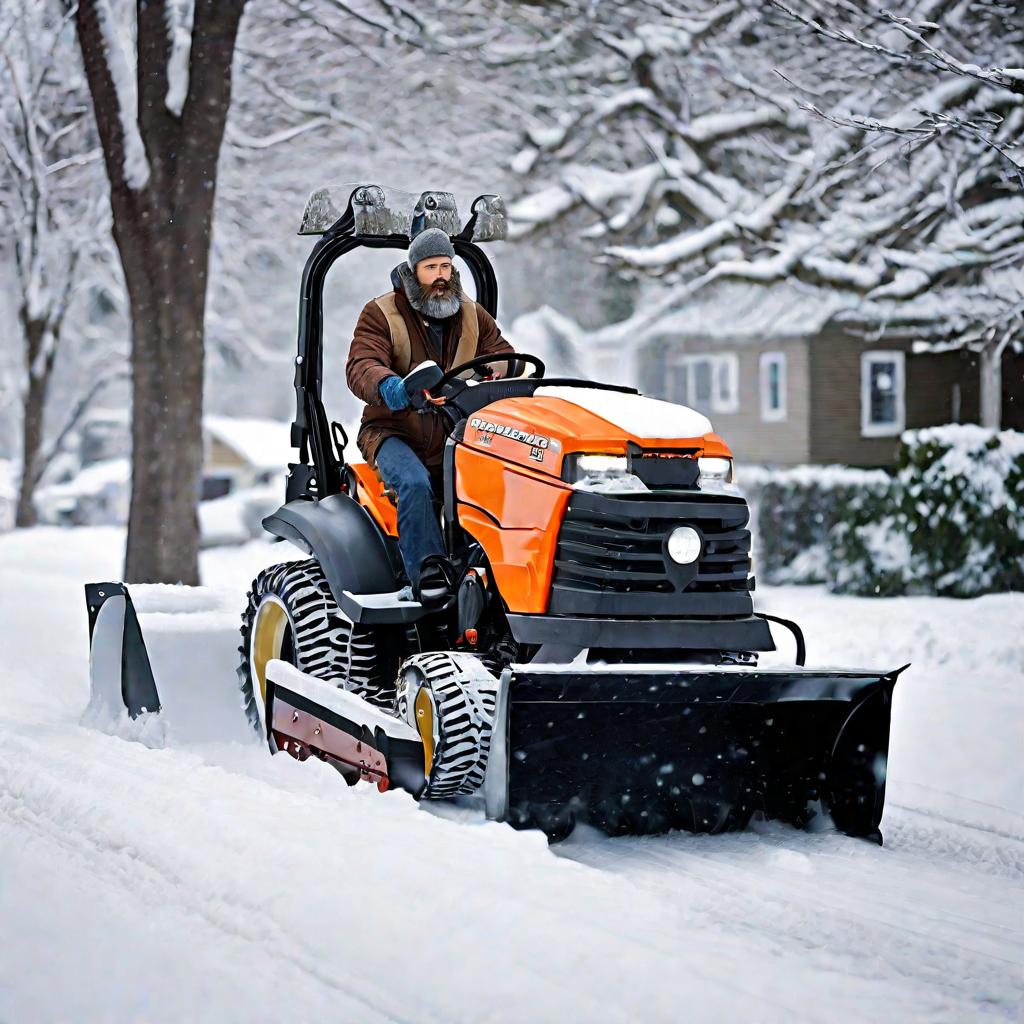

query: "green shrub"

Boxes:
[743, 466, 891, 585]
[892, 425, 1024, 596]
[827, 496, 911, 597]
[746, 427, 1024, 597]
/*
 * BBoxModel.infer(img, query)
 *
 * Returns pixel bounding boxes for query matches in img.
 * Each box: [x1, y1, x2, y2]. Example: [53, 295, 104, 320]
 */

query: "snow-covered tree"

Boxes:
[506, 1, 1024, 427]
[0, 1, 122, 527]
[206, 0, 523, 375]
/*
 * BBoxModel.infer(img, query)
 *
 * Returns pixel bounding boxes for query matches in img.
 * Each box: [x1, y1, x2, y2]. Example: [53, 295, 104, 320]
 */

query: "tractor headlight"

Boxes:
[562, 454, 649, 494]
[667, 526, 702, 564]
[697, 456, 736, 493]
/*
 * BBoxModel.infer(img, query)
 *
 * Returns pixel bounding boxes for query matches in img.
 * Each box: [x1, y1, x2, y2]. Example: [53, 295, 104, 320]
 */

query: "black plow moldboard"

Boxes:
[503, 665, 906, 842]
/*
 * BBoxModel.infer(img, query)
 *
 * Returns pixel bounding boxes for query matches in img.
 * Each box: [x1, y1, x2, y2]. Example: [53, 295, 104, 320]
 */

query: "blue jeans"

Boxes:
[375, 437, 446, 586]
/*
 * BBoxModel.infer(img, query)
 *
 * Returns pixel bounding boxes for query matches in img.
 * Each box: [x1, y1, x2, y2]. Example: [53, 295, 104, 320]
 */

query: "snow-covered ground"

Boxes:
[1, 527, 1021, 1022]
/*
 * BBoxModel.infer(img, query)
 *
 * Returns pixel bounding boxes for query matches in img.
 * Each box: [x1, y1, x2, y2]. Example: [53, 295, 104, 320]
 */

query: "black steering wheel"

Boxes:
[432, 352, 546, 393]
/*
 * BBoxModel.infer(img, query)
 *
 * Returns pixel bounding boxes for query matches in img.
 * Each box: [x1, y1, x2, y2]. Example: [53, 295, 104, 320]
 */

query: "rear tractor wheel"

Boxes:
[238, 558, 401, 739]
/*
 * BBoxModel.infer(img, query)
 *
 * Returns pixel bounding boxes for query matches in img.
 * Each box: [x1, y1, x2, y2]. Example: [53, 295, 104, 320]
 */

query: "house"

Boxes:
[202, 415, 292, 499]
[589, 282, 1022, 468]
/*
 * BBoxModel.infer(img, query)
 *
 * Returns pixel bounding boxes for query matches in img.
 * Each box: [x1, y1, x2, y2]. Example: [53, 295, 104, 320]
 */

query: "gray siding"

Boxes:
[809, 326, 981, 467]
[640, 336, 811, 465]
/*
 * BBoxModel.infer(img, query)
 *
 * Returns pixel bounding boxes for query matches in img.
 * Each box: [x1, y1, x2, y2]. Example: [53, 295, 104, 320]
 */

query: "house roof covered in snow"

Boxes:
[203, 416, 292, 471]
[592, 280, 862, 352]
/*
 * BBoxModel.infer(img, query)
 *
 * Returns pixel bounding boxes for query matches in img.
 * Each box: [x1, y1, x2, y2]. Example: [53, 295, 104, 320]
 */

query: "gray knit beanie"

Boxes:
[407, 227, 455, 269]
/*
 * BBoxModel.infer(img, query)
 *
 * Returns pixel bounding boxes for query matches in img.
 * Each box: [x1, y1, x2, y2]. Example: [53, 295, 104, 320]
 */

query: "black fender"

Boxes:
[262, 494, 401, 605]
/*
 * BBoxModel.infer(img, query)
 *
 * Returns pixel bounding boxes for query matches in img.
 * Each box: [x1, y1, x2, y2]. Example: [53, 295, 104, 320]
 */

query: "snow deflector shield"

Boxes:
[488, 664, 906, 842]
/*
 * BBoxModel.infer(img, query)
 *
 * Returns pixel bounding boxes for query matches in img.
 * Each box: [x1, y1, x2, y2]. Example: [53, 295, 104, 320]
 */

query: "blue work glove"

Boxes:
[379, 374, 410, 412]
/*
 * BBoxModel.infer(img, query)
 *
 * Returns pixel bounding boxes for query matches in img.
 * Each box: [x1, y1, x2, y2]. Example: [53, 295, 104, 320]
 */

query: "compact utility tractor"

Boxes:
[86, 184, 906, 841]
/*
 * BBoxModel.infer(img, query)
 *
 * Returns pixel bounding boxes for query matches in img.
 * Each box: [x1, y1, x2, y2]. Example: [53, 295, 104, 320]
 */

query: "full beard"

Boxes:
[417, 274, 462, 319]
[399, 263, 463, 319]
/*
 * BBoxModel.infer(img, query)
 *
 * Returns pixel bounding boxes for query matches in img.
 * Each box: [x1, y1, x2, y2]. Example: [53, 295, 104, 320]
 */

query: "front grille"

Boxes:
[549, 490, 754, 618]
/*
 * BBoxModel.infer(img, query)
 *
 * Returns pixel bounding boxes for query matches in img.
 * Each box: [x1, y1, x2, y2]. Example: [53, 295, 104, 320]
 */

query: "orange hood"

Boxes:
[460, 385, 732, 477]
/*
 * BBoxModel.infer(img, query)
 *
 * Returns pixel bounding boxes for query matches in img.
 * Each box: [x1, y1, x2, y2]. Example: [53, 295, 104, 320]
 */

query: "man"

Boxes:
[346, 227, 514, 594]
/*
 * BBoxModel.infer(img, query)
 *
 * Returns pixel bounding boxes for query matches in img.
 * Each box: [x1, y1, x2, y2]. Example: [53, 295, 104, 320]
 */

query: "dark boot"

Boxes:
[415, 554, 456, 606]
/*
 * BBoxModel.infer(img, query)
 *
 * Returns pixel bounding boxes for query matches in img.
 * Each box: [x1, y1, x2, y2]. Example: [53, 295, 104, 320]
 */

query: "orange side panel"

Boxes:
[455, 444, 571, 613]
[349, 463, 398, 538]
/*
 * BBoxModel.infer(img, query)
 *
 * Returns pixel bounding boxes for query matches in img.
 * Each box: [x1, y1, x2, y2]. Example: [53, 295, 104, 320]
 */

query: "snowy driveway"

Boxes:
[1, 528, 1021, 1022]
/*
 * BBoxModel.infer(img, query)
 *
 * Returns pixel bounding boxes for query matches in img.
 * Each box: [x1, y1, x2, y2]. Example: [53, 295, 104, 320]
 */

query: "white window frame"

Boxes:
[669, 353, 739, 414]
[860, 350, 906, 438]
[759, 351, 787, 422]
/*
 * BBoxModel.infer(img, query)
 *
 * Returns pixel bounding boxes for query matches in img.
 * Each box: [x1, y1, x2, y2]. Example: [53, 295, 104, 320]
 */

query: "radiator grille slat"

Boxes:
[551, 491, 753, 609]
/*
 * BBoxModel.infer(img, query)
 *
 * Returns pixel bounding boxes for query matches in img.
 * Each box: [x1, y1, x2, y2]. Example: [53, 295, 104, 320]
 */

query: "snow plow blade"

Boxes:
[487, 664, 906, 842]
[265, 660, 427, 795]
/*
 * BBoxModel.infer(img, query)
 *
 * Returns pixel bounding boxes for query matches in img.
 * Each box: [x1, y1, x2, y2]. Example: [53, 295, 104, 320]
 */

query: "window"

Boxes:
[201, 474, 234, 501]
[759, 351, 787, 422]
[860, 351, 905, 437]
[669, 354, 739, 414]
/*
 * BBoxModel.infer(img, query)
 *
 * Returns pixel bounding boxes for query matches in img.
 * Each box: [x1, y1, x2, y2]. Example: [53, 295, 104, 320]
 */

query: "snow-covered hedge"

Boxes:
[745, 427, 1024, 596]
[742, 464, 891, 586]
[830, 426, 1024, 597]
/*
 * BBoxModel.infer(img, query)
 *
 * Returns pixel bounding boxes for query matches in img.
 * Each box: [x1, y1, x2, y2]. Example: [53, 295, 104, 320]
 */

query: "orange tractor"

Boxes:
[87, 185, 905, 840]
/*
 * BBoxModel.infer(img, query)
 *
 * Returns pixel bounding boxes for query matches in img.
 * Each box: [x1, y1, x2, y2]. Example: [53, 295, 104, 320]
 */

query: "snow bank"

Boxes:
[87, 582, 255, 745]
[0, 458, 15, 531]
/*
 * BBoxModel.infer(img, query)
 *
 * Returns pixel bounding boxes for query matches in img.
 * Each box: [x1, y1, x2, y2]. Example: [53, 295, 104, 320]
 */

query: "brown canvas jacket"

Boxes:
[347, 279, 513, 468]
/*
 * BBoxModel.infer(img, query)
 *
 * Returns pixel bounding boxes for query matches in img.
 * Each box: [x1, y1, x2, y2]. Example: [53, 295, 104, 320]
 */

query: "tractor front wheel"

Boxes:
[395, 651, 500, 798]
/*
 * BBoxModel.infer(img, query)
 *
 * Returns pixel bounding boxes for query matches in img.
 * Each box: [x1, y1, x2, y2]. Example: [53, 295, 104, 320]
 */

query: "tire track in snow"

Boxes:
[0, 724, 791, 1024]
[0, 739, 413, 1024]
[885, 807, 1024, 882]
[557, 827, 1024, 1021]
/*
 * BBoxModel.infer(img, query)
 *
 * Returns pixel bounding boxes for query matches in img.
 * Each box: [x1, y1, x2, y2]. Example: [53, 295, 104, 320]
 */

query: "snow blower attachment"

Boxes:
[85, 582, 255, 743]
[85, 182, 907, 841]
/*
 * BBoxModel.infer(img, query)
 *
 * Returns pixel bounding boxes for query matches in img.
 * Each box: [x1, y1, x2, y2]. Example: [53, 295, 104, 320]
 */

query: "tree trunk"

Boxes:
[979, 344, 1002, 430]
[73, 0, 246, 585]
[15, 317, 50, 529]
[116, 214, 206, 585]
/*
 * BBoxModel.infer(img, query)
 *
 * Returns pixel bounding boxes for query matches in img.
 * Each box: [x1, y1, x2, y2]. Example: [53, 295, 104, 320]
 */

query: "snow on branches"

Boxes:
[503, 0, 1024, 402]
[92, 0, 150, 189]
[0, 1, 123, 524]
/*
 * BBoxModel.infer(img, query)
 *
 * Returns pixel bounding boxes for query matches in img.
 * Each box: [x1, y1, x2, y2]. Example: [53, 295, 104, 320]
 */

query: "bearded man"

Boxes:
[346, 227, 515, 595]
